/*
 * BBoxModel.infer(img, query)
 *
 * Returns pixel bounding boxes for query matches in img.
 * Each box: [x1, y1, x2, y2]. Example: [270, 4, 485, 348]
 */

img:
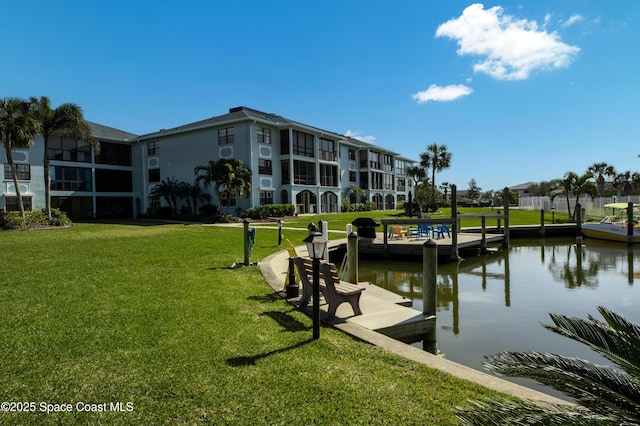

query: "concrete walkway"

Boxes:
[260, 240, 574, 407]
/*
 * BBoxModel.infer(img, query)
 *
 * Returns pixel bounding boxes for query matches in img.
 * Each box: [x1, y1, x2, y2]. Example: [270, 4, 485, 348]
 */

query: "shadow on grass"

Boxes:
[247, 293, 282, 303]
[226, 338, 313, 367]
[260, 310, 309, 332]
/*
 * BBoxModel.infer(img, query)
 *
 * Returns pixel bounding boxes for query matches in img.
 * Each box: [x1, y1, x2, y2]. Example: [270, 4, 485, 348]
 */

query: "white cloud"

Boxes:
[412, 84, 473, 103]
[436, 3, 580, 80]
[344, 129, 376, 144]
[561, 14, 584, 28]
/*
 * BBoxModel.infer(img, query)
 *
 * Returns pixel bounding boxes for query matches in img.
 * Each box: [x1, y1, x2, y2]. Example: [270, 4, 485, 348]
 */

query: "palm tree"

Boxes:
[587, 162, 615, 197]
[455, 306, 640, 425]
[419, 143, 452, 208]
[195, 159, 252, 215]
[551, 172, 594, 220]
[36, 96, 97, 219]
[151, 177, 181, 214]
[178, 181, 211, 216]
[550, 173, 575, 218]
[0, 97, 40, 218]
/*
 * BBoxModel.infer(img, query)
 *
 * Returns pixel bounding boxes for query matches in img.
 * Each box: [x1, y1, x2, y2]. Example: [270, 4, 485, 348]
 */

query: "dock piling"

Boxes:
[422, 239, 437, 316]
[347, 230, 359, 284]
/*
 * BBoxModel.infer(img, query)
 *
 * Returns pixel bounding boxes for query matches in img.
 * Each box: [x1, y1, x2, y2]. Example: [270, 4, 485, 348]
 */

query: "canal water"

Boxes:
[357, 237, 640, 399]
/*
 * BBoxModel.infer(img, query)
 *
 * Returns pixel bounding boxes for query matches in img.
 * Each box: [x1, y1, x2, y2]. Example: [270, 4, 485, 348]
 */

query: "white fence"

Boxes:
[518, 195, 640, 218]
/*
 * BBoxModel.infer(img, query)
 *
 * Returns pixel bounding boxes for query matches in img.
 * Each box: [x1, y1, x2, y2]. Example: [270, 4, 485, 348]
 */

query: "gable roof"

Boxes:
[88, 121, 138, 142]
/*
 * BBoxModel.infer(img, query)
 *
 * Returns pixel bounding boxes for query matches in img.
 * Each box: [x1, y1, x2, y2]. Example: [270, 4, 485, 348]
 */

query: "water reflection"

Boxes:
[357, 237, 640, 396]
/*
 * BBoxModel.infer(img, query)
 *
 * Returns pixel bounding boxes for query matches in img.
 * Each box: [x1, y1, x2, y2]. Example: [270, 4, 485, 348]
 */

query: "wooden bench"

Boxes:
[292, 257, 365, 320]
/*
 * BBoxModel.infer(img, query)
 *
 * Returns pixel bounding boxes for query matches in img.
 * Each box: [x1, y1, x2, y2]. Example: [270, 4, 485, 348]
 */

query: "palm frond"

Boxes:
[543, 307, 640, 375]
[485, 351, 640, 419]
[454, 398, 622, 426]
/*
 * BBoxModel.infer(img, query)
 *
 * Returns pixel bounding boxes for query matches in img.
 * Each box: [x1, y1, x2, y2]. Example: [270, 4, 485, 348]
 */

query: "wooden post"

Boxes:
[480, 215, 486, 254]
[313, 257, 320, 340]
[422, 239, 437, 316]
[243, 219, 251, 265]
[628, 201, 634, 245]
[383, 223, 389, 257]
[540, 209, 545, 237]
[319, 220, 329, 260]
[347, 230, 359, 284]
[450, 184, 458, 261]
[502, 187, 510, 248]
[576, 202, 583, 246]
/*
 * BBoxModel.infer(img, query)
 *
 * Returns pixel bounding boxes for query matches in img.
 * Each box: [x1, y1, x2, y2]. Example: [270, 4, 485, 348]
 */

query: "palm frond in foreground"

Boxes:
[455, 306, 640, 425]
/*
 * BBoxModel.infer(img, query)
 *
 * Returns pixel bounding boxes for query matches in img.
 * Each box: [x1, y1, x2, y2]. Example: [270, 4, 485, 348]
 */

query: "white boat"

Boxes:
[581, 202, 640, 243]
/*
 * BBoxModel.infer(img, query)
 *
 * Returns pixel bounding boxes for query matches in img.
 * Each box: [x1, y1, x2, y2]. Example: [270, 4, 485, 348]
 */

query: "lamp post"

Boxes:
[303, 232, 328, 340]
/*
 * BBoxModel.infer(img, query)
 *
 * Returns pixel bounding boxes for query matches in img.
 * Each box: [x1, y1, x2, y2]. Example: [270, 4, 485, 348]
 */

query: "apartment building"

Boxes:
[1, 106, 415, 219]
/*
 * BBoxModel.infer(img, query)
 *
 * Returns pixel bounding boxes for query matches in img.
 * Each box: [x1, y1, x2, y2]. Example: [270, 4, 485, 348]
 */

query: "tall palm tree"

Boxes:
[550, 173, 575, 218]
[455, 306, 640, 425]
[0, 97, 40, 218]
[420, 143, 452, 208]
[36, 96, 97, 219]
[587, 162, 615, 197]
[195, 159, 251, 215]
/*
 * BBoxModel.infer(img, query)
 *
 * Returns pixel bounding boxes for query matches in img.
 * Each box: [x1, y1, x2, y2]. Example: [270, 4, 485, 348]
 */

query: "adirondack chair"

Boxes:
[319, 262, 365, 320]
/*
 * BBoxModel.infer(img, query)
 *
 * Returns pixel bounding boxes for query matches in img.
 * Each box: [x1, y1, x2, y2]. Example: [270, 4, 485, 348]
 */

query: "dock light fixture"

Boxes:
[303, 232, 328, 340]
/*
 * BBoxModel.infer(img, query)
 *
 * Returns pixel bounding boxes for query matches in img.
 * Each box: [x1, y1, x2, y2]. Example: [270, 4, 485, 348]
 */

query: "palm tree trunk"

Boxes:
[4, 136, 25, 218]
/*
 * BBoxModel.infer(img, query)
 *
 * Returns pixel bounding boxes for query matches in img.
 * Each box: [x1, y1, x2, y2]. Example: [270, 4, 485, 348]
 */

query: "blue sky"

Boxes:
[2, 1, 639, 191]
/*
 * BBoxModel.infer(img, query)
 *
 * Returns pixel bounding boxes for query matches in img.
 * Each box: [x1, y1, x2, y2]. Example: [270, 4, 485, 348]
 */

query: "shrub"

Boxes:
[264, 204, 295, 217]
[242, 207, 268, 220]
[3, 212, 26, 229]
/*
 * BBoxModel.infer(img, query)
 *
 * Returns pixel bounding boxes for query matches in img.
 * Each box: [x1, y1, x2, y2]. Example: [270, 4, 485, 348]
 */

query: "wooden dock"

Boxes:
[358, 232, 505, 258]
[260, 245, 435, 339]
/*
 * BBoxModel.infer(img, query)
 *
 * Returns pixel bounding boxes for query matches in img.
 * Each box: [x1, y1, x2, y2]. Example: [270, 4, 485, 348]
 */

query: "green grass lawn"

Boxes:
[1, 221, 509, 425]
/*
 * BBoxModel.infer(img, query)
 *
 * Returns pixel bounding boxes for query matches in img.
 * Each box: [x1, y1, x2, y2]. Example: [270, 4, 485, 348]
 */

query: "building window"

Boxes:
[369, 152, 381, 170]
[293, 160, 315, 185]
[48, 135, 92, 163]
[257, 127, 271, 144]
[148, 168, 160, 183]
[148, 141, 159, 156]
[280, 129, 290, 155]
[50, 166, 92, 191]
[319, 164, 338, 187]
[220, 192, 236, 207]
[348, 149, 356, 161]
[95, 141, 131, 166]
[5, 196, 32, 211]
[383, 155, 393, 172]
[370, 172, 383, 190]
[260, 190, 273, 205]
[4, 164, 30, 180]
[395, 159, 406, 175]
[397, 178, 406, 192]
[281, 160, 290, 184]
[218, 127, 234, 145]
[292, 130, 314, 157]
[349, 171, 357, 183]
[319, 138, 336, 161]
[360, 171, 368, 189]
[384, 174, 394, 190]
[258, 159, 272, 175]
[95, 169, 133, 192]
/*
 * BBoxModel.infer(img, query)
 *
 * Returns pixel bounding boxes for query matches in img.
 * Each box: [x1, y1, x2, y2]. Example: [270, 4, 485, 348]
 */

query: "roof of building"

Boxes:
[134, 106, 410, 159]
[509, 182, 539, 191]
[88, 121, 138, 142]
